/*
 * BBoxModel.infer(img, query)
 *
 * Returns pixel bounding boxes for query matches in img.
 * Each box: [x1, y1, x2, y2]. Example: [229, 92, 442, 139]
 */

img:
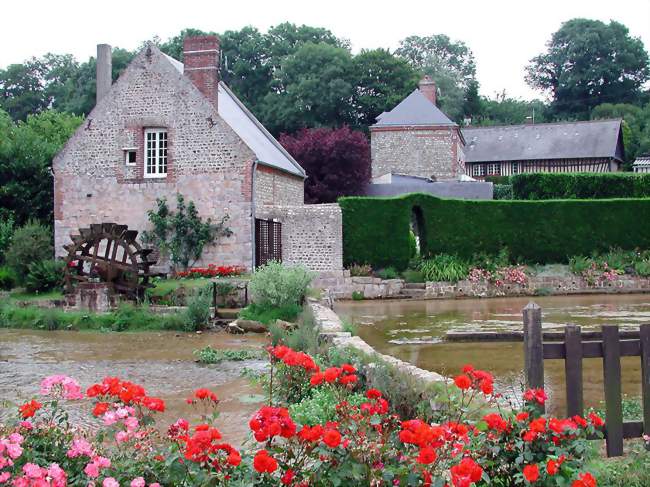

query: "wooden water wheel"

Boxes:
[63, 223, 156, 299]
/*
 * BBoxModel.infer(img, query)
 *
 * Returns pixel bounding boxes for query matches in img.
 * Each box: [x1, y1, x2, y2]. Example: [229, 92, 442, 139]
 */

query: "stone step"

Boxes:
[216, 308, 241, 319]
[403, 282, 426, 289]
[398, 289, 427, 299]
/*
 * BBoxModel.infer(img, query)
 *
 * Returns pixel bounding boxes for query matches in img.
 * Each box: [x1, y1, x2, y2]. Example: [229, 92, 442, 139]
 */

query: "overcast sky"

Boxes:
[2, 0, 649, 100]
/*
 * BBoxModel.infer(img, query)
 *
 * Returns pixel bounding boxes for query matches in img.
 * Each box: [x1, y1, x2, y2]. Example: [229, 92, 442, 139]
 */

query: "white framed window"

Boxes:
[487, 163, 501, 176]
[511, 162, 519, 174]
[472, 164, 485, 177]
[144, 129, 168, 178]
[124, 148, 137, 166]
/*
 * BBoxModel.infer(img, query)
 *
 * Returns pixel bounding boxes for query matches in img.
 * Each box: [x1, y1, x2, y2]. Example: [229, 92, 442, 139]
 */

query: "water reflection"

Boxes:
[335, 294, 649, 413]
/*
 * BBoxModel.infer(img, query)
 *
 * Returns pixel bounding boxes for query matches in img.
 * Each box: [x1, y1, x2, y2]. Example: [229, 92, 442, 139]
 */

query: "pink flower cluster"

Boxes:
[0, 433, 23, 471]
[40, 375, 84, 400]
[497, 266, 528, 286]
[8, 462, 66, 487]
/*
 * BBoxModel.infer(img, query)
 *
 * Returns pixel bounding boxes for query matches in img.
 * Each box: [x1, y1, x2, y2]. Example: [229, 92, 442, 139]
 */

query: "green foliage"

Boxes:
[289, 386, 366, 426]
[376, 266, 398, 280]
[194, 346, 264, 364]
[5, 220, 53, 284]
[340, 193, 650, 268]
[511, 173, 650, 199]
[348, 263, 372, 277]
[351, 291, 365, 301]
[238, 302, 302, 325]
[401, 269, 425, 283]
[419, 254, 470, 282]
[266, 311, 319, 354]
[248, 261, 314, 308]
[526, 18, 649, 118]
[0, 214, 14, 264]
[588, 439, 650, 487]
[142, 194, 232, 271]
[25, 259, 64, 293]
[183, 286, 212, 331]
[0, 266, 16, 290]
[493, 184, 513, 200]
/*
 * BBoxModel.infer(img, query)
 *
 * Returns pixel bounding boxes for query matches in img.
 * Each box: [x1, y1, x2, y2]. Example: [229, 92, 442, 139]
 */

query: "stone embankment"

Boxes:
[314, 271, 650, 301]
[307, 298, 446, 386]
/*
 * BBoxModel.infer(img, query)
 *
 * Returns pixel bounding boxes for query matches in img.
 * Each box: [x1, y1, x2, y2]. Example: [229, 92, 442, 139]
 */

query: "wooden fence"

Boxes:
[522, 302, 650, 457]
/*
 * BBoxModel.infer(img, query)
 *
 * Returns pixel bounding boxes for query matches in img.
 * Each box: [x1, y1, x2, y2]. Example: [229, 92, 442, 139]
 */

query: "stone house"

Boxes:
[53, 36, 342, 272]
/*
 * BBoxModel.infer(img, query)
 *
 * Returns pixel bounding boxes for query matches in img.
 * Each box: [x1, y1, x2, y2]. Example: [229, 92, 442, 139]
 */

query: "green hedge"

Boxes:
[511, 173, 650, 200]
[339, 193, 650, 269]
[493, 184, 513, 200]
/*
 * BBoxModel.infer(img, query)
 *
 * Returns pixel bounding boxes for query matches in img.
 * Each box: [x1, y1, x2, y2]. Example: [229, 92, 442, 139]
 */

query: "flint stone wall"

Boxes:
[313, 270, 405, 299]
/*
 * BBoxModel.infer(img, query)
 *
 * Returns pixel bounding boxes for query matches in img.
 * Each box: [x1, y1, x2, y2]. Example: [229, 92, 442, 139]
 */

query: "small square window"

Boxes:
[125, 149, 137, 166]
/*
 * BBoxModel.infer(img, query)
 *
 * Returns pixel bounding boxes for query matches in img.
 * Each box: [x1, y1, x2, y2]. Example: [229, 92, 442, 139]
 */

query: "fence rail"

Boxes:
[522, 302, 650, 457]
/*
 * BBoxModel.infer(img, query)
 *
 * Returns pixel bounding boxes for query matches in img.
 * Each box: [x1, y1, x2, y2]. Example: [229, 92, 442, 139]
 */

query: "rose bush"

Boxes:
[0, 347, 602, 486]
[175, 264, 246, 279]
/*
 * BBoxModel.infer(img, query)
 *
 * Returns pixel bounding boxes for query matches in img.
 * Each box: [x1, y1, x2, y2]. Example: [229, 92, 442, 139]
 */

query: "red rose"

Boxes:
[92, 402, 109, 417]
[322, 428, 342, 448]
[19, 399, 42, 419]
[417, 447, 437, 464]
[454, 374, 472, 390]
[253, 450, 278, 473]
[523, 464, 540, 483]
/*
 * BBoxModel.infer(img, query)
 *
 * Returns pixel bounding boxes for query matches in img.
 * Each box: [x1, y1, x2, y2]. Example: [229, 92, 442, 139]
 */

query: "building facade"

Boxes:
[462, 120, 624, 178]
[53, 37, 342, 272]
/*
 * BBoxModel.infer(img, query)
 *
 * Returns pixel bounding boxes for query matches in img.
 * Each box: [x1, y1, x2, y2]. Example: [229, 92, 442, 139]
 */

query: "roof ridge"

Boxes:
[463, 118, 622, 130]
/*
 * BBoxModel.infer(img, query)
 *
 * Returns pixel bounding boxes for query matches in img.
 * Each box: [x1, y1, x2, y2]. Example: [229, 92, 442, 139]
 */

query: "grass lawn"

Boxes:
[148, 276, 251, 298]
[9, 289, 65, 301]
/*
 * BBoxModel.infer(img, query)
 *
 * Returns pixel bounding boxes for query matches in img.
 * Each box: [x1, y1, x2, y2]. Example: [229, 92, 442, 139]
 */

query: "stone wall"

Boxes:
[424, 274, 650, 299]
[307, 300, 445, 385]
[254, 165, 304, 206]
[313, 271, 405, 299]
[256, 204, 343, 271]
[53, 46, 256, 270]
[370, 127, 465, 180]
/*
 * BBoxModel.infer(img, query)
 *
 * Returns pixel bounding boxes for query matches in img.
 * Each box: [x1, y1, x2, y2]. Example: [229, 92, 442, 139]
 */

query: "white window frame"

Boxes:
[487, 163, 501, 176]
[144, 129, 168, 178]
[472, 164, 485, 177]
[124, 148, 137, 166]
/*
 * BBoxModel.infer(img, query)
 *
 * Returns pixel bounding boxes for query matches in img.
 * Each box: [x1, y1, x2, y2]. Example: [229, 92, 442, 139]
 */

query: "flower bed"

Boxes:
[1, 348, 603, 486]
[175, 264, 246, 279]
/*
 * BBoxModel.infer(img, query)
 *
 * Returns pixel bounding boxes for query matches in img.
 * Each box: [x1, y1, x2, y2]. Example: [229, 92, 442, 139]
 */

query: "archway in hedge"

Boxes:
[410, 206, 426, 258]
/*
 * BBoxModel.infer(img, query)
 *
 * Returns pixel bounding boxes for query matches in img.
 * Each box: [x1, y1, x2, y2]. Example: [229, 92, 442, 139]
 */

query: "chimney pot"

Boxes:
[419, 75, 437, 106]
[96, 44, 112, 105]
[183, 35, 220, 109]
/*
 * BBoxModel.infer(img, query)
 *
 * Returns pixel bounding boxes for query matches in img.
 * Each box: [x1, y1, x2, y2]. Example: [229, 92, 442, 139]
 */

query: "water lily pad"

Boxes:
[237, 393, 266, 404]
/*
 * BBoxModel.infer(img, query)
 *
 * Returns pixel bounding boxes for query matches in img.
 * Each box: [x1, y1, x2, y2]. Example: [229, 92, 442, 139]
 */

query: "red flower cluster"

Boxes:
[86, 377, 165, 412]
[186, 388, 219, 404]
[253, 450, 278, 473]
[249, 406, 297, 442]
[269, 345, 320, 373]
[18, 400, 42, 419]
[523, 388, 548, 405]
[175, 264, 245, 279]
[360, 389, 389, 416]
[310, 364, 358, 387]
[453, 365, 494, 395]
[450, 457, 483, 487]
[178, 423, 241, 468]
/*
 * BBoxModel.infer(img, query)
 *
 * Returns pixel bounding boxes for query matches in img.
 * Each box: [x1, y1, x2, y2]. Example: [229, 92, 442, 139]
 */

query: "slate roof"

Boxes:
[462, 119, 623, 163]
[163, 52, 305, 178]
[372, 89, 457, 127]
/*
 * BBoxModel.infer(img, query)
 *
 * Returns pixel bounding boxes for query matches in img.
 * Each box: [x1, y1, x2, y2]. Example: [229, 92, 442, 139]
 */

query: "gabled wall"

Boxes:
[53, 45, 257, 270]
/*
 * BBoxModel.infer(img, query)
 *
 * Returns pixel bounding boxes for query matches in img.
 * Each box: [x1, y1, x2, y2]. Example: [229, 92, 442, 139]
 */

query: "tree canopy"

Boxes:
[526, 19, 650, 118]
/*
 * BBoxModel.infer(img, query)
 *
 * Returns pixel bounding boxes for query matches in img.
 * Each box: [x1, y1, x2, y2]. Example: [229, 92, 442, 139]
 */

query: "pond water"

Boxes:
[335, 294, 650, 413]
[0, 329, 269, 445]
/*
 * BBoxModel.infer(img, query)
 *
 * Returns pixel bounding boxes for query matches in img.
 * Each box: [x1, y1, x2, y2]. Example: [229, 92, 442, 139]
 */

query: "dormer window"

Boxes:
[144, 129, 168, 178]
[124, 148, 137, 166]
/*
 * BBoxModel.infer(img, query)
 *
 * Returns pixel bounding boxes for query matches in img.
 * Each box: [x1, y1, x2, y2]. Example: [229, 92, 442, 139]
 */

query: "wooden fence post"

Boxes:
[523, 302, 544, 410]
[602, 325, 624, 457]
[564, 324, 583, 418]
[640, 323, 650, 450]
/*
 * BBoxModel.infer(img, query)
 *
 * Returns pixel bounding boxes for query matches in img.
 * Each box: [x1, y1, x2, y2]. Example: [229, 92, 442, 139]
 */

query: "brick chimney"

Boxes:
[419, 75, 437, 106]
[96, 44, 112, 104]
[183, 35, 220, 109]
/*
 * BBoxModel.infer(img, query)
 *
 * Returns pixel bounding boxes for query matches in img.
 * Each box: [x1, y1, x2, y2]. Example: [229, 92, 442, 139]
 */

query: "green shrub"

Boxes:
[402, 269, 425, 283]
[239, 302, 302, 324]
[340, 193, 650, 267]
[351, 291, 364, 301]
[24, 259, 64, 293]
[633, 259, 650, 276]
[376, 266, 398, 279]
[408, 230, 418, 258]
[289, 387, 366, 426]
[485, 175, 511, 185]
[249, 261, 314, 308]
[0, 266, 16, 290]
[183, 286, 212, 331]
[194, 346, 263, 364]
[569, 255, 591, 276]
[5, 221, 53, 284]
[493, 184, 513, 200]
[510, 173, 650, 200]
[348, 263, 372, 277]
[471, 248, 510, 273]
[419, 254, 470, 282]
[0, 215, 14, 264]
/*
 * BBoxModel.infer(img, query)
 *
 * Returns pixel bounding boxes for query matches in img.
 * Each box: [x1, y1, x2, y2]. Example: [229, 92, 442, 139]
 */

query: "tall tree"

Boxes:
[259, 42, 355, 134]
[476, 91, 548, 126]
[526, 19, 650, 118]
[462, 79, 483, 121]
[280, 126, 370, 203]
[352, 48, 419, 127]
